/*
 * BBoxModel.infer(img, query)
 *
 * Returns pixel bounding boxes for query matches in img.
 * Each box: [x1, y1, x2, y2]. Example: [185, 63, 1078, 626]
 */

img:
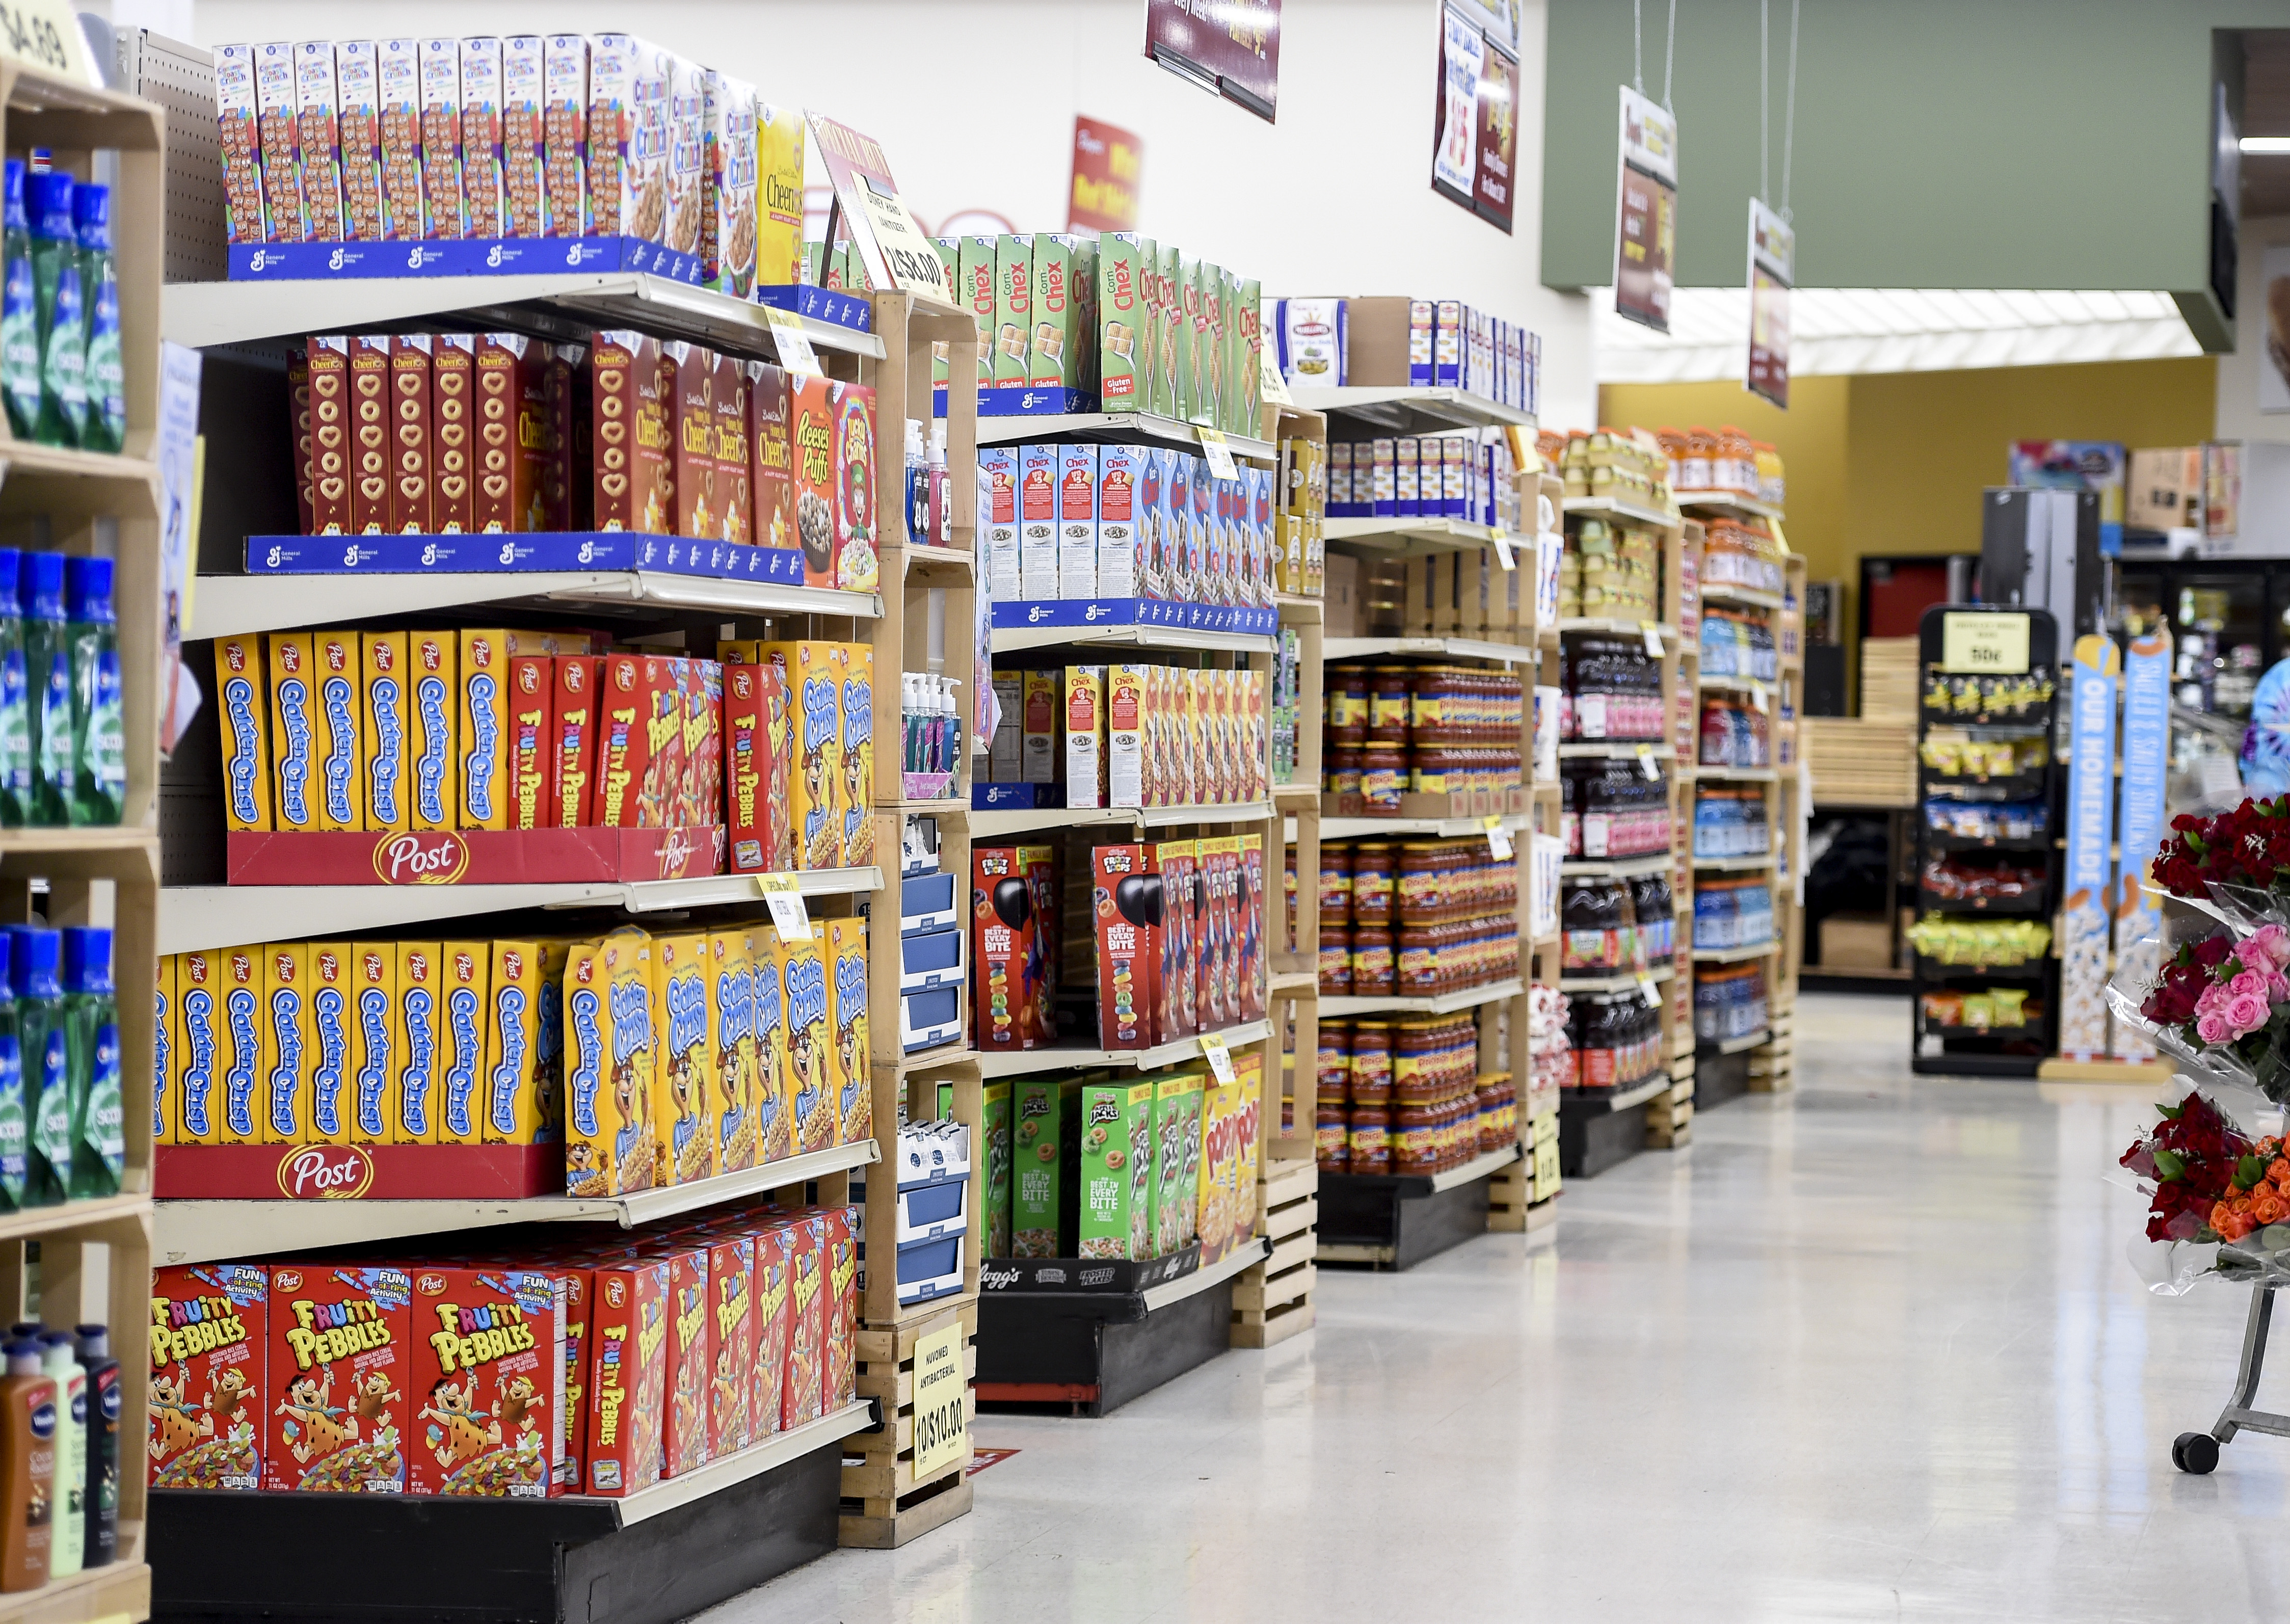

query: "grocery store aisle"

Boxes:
[716, 996, 2268, 1623]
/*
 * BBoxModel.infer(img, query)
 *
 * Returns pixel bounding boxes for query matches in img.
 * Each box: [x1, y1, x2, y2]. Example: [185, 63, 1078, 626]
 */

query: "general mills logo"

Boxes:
[265, 545, 285, 568]
[328, 248, 347, 271]
[420, 542, 440, 567]
[577, 539, 597, 564]
[486, 245, 504, 268]
[1027, 605, 1053, 624]
[340, 544, 362, 568]
[1085, 604, 1112, 621]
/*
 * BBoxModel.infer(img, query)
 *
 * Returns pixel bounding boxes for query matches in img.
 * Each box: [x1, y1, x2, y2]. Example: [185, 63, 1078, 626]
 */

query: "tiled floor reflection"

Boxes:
[710, 995, 2273, 1623]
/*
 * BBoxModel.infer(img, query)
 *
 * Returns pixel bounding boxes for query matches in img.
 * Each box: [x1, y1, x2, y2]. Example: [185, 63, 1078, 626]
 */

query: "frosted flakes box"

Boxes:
[264, 1263, 412, 1493]
[406, 1266, 562, 1497]
[150, 1264, 267, 1490]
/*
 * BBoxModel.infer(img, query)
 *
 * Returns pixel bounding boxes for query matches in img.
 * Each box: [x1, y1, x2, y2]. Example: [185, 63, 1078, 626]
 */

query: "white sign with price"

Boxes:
[755, 873, 813, 941]
[1197, 1031, 1238, 1085]
[853, 176, 952, 301]
[1482, 815, 1513, 861]
[1197, 427, 1241, 481]
[1489, 530, 1515, 571]
[1638, 975, 1662, 1008]
[1636, 745, 1661, 781]
[1259, 349, 1294, 407]
[1640, 621, 1664, 657]
[0, 0, 91, 85]
[910, 1316, 969, 1479]
[763, 306, 824, 382]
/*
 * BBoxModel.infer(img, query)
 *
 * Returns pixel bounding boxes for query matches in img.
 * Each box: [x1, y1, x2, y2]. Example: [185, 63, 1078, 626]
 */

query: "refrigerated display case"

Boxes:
[2114, 561, 2275, 722]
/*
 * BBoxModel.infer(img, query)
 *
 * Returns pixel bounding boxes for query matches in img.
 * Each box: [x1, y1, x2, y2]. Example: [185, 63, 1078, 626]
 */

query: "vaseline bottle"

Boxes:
[71, 1326, 113, 1568]
[62, 560, 120, 827]
[35, 1332, 78, 1578]
[0, 1338, 54, 1592]
[60, 928, 118, 1199]
[13, 928, 66, 1207]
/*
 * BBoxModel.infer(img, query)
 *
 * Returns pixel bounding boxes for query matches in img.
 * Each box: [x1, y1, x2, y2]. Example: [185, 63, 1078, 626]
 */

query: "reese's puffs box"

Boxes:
[580, 1258, 671, 1496]
[405, 1266, 562, 1497]
[149, 1264, 268, 1491]
[263, 1263, 412, 1493]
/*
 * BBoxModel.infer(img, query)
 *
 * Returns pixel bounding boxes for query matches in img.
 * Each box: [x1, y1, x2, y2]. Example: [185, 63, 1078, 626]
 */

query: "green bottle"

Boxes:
[60, 928, 118, 1200]
[23, 552, 68, 826]
[71, 185, 120, 456]
[27, 172, 83, 447]
[0, 547, 25, 829]
[0, 935, 23, 1211]
[0, 162, 36, 441]
[13, 926, 65, 1207]
[63, 558, 119, 827]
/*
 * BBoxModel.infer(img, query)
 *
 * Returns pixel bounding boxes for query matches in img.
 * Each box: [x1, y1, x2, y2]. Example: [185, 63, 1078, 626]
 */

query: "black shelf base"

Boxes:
[975, 1277, 1237, 1418]
[151, 1436, 840, 1624]
[1694, 1048, 1752, 1110]
[1912, 1050, 2045, 1078]
[1559, 1098, 1648, 1179]
[1316, 1170, 1493, 1270]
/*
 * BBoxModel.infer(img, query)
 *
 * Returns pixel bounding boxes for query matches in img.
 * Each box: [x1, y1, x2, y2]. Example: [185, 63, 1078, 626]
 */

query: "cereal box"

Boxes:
[1231, 1049, 1263, 1242]
[253, 42, 307, 243]
[436, 942, 489, 1146]
[395, 943, 443, 1143]
[348, 335, 391, 533]
[409, 632, 456, 830]
[1021, 845, 1058, 1037]
[722, 658, 786, 873]
[1009, 1079, 1069, 1257]
[780, 928, 833, 1155]
[820, 1207, 859, 1408]
[1020, 669, 1057, 784]
[991, 234, 1033, 390]
[1077, 1080, 1156, 1260]
[481, 942, 541, 1144]
[417, 38, 464, 238]
[780, 1215, 825, 1428]
[703, 1234, 756, 1455]
[703, 72, 758, 296]
[175, 952, 221, 1144]
[649, 1242, 712, 1474]
[761, 641, 841, 870]
[587, 35, 672, 244]
[653, 931, 715, 1187]
[1031, 233, 1087, 393]
[1195, 1081, 1238, 1266]
[1153, 840, 1197, 1041]
[149, 1264, 267, 1491]
[388, 333, 433, 534]
[507, 655, 550, 830]
[214, 637, 272, 832]
[748, 360, 792, 552]
[534, 939, 571, 1142]
[713, 354, 751, 544]
[359, 631, 409, 832]
[982, 1082, 1012, 1256]
[545, 1267, 586, 1486]
[458, 37, 504, 238]
[348, 944, 394, 1143]
[263, 632, 315, 831]
[155, 953, 179, 1147]
[828, 916, 869, 1147]
[581, 1259, 669, 1496]
[972, 847, 1042, 1051]
[1098, 232, 1153, 408]
[979, 444, 1019, 602]
[217, 45, 267, 245]
[707, 932, 758, 1173]
[376, 38, 424, 240]
[589, 653, 649, 828]
[1236, 277, 1263, 436]
[840, 642, 874, 867]
[291, 42, 344, 243]
[549, 654, 601, 829]
[788, 375, 835, 587]
[756, 102, 805, 288]
[748, 1222, 791, 1434]
[831, 381, 880, 592]
[429, 333, 475, 534]
[405, 1267, 562, 1497]
[472, 333, 535, 534]
[301, 338, 342, 534]
[564, 933, 657, 1196]
[541, 35, 587, 236]
[259, 941, 310, 1144]
[667, 341, 713, 540]
[1018, 442, 1058, 602]
[748, 928, 794, 1164]
[500, 36, 547, 237]
[663, 55, 705, 260]
[590, 331, 672, 534]
[1057, 443, 1098, 600]
[264, 1263, 411, 1494]
[1105, 663, 1146, 812]
[457, 630, 511, 830]
[1098, 445, 1141, 600]
[1064, 665, 1106, 810]
[1238, 833, 1266, 1019]
[1093, 843, 1158, 1049]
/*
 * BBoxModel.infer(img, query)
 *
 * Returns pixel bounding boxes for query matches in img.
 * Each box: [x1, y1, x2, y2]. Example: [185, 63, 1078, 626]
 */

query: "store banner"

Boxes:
[2060, 633, 2120, 1061]
[1428, 5, 1520, 234]
[1472, 37, 1520, 233]
[1068, 117, 1142, 232]
[1746, 199, 1792, 409]
[803, 112, 948, 302]
[2110, 627, 2172, 1061]
[1432, 8, 1484, 205]
[1144, 0, 1281, 122]
[1613, 86, 1677, 333]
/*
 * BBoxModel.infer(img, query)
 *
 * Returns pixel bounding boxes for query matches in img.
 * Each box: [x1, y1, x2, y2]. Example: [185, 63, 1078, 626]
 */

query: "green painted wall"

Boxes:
[1542, 0, 2277, 307]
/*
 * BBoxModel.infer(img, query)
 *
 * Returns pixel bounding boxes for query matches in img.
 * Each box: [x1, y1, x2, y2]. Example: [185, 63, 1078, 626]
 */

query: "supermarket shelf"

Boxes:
[1674, 489, 1784, 520]
[972, 411, 1274, 462]
[156, 867, 884, 956]
[1426, 1142, 1522, 1191]
[1562, 494, 1677, 527]
[988, 622, 1277, 656]
[163, 271, 888, 359]
[1700, 581, 1786, 610]
[969, 801, 1272, 839]
[1285, 385, 1534, 433]
[1324, 634, 1539, 664]
[1689, 853, 1777, 873]
[1557, 618, 1675, 641]
[0, 1189, 150, 1243]
[0, 826, 156, 860]
[1562, 1075, 1672, 1113]
[0, 1535, 147, 1623]
[154, 1138, 881, 1266]
[901, 544, 975, 581]
[1317, 977, 1524, 1017]
[1693, 765, 1777, 783]
[971, 1019, 1272, 1080]
[1319, 813, 1527, 841]
[1703, 1028, 1772, 1055]
[1558, 742, 1671, 760]
[0, 441, 156, 489]
[1559, 854, 1672, 878]
[1140, 1234, 1271, 1313]
[1321, 516, 1518, 551]
[1696, 673, 1771, 698]
[1690, 941, 1781, 964]
[1556, 965, 1676, 994]
[1270, 969, 1318, 994]
[569, 1400, 876, 1526]
[188, 569, 881, 643]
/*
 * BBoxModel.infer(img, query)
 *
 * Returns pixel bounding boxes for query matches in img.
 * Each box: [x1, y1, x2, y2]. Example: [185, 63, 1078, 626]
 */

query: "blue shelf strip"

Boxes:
[245, 531, 809, 582]
[990, 598, 1278, 636]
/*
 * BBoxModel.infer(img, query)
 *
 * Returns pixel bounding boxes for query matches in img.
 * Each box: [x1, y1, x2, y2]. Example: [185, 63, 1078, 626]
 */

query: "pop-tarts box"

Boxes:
[1098, 445, 1141, 601]
[1018, 443, 1058, 602]
[1057, 443, 1097, 601]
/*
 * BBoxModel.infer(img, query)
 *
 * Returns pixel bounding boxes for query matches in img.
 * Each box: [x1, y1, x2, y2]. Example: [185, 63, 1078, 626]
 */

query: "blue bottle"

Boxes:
[9, 928, 61, 1207]
[70, 186, 119, 456]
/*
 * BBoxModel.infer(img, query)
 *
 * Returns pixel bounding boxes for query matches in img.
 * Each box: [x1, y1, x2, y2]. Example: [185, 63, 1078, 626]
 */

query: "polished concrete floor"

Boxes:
[718, 995, 2276, 1623]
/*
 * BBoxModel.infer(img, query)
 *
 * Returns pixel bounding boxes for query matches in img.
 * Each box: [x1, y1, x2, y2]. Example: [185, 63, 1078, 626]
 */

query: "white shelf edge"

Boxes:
[1323, 634, 1538, 663]
[1426, 1142, 1522, 1193]
[1558, 743, 1674, 760]
[1139, 1234, 1272, 1313]
[1316, 978, 1524, 1017]
[1673, 489, 1784, 520]
[1689, 942, 1781, 964]
[1558, 854, 1671, 878]
[154, 1139, 882, 1266]
[1708, 1028, 1773, 1055]
[573, 1399, 877, 1526]
[1319, 813, 1527, 840]
[1700, 583, 1786, 610]
[1284, 385, 1535, 430]
[987, 622, 1279, 656]
[969, 801, 1272, 838]
[971, 411, 1274, 461]
[1564, 1075, 1672, 1112]
[972, 1018, 1273, 1080]
[1689, 854, 1777, 873]
[1692, 766, 1777, 783]
[1554, 964, 1677, 993]
[1561, 495, 1678, 527]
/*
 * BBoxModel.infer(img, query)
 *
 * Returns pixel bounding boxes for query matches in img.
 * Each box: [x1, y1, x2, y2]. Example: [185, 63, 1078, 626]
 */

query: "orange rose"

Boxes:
[2255, 1195, 2288, 1227]
[2216, 1201, 2239, 1233]
[2234, 1195, 2257, 1216]
[2226, 1213, 2259, 1242]
[2271, 1159, 2290, 1186]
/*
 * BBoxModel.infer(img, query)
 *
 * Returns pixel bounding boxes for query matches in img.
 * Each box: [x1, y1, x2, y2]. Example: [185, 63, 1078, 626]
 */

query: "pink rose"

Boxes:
[2226, 992, 2271, 1035]
[2200, 1010, 2233, 1044]
[2232, 969, 2271, 1002]
[2245, 924, 2290, 972]
[2196, 981, 2238, 1023]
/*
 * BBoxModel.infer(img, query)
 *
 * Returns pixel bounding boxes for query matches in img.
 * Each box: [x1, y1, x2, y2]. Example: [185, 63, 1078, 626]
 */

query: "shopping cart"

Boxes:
[2176, 1281, 2290, 1473]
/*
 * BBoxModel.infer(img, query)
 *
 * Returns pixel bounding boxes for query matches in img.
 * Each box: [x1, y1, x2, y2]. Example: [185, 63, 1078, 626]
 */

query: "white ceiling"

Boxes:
[1593, 287, 2203, 384]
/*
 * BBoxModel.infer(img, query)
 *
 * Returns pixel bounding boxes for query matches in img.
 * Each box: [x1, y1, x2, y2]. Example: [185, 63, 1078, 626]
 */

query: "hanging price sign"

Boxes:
[763, 307, 823, 382]
[1638, 975, 1661, 1007]
[1197, 427, 1240, 481]
[756, 873, 814, 941]
[1482, 814, 1514, 861]
[910, 1316, 970, 1479]
[1197, 1030, 1238, 1084]
[1489, 531, 1515, 570]
[1636, 745, 1661, 781]
[1259, 349, 1294, 406]
[1640, 621, 1664, 656]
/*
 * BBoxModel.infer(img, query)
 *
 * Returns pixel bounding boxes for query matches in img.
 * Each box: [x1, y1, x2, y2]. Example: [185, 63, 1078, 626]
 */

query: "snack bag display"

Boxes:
[149, 1264, 267, 1490]
[264, 1263, 412, 1493]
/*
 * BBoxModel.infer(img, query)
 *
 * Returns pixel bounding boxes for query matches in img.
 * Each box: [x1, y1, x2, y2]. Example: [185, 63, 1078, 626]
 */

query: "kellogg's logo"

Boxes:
[277, 1142, 375, 1200]
[374, 829, 470, 886]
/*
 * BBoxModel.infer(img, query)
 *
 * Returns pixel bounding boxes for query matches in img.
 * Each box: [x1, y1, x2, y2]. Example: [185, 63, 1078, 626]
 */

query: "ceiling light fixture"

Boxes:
[2241, 136, 2290, 154]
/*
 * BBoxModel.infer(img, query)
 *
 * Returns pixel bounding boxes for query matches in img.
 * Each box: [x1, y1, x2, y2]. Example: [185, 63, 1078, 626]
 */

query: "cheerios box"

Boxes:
[262, 1263, 411, 1494]
[149, 1264, 268, 1492]
[1076, 1079, 1156, 1261]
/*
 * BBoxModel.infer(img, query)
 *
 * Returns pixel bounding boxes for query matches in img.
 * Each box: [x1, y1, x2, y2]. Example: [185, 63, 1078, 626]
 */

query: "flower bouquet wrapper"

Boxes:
[2117, 1082, 2290, 1294]
[2109, 911, 2290, 1105]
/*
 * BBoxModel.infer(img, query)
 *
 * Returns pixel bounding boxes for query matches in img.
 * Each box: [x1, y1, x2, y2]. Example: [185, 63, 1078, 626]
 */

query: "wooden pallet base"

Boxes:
[1747, 1067, 1795, 1094]
[1231, 1295, 1316, 1348]
[1235, 1158, 1318, 1346]
[1646, 1092, 1694, 1149]
[838, 1469, 974, 1550]
[843, 1299, 977, 1539]
[1523, 1193, 1560, 1231]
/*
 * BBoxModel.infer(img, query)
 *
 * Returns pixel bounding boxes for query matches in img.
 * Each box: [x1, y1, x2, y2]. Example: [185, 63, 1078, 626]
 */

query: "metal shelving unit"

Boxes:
[970, 409, 1274, 461]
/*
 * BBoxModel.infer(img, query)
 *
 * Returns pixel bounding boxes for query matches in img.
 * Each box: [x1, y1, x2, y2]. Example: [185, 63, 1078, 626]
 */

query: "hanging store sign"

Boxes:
[2061, 633, 2120, 1062]
[1068, 116, 1143, 232]
[2110, 627, 2172, 1061]
[1144, 0, 1281, 123]
[1613, 86, 1677, 333]
[804, 112, 949, 303]
[1431, 6, 1519, 233]
[1746, 198, 1793, 409]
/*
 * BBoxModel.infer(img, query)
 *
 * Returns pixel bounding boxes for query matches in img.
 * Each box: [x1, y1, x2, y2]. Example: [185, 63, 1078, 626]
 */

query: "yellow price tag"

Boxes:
[1640, 621, 1664, 656]
[1198, 1031, 1238, 1084]
[762, 306, 824, 382]
[1481, 814, 1514, 861]
[1197, 427, 1240, 481]
[1636, 745, 1660, 781]
[1490, 531, 1516, 571]
[910, 1316, 969, 1479]
[1259, 349, 1294, 407]
[1638, 975, 1661, 1007]
[756, 872, 813, 940]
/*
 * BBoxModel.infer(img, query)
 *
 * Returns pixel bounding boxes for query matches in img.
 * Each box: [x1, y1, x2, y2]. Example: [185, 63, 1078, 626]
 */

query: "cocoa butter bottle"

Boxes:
[0, 1337, 55, 1592]
[71, 1326, 114, 1568]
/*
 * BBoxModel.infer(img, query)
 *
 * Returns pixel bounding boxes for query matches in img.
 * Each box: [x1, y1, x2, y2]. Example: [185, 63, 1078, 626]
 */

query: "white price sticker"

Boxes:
[1197, 427, 1241, 481]
[756, 872, 814, 941]
[1640, 621, 1665, 657]
[851, 176, 952, 301]
[1636, 745, 1661, 781]
[1638, 975, 1661, 1007]
[1259, 349, 1294, 407]
[1482, 814, 1514, 861]
[763, 306, 824, 382]
[1490, 530, 1516, 571]
[1199, 1031, 1238, 1084]
[1749, 682, 1769, 715]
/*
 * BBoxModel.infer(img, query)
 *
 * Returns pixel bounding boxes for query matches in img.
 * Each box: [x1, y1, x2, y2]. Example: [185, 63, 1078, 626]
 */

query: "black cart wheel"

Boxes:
[2174, 1431, 2220, 1474]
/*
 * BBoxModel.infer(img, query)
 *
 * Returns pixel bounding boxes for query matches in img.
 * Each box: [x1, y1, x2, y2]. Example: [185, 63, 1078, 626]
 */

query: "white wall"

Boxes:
[190, 0, 1595, 430]
[2216, 213, 2290, 445]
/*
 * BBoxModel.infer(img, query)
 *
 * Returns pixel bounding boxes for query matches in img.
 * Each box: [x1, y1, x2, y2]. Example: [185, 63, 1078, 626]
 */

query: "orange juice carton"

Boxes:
[456, 37, 503, 238]
[307, 946, 352, 1145]
[509, 654, 551, 830]
[549, 655, 602, 828]
[780, 1214, 826, 1429]
[259, 942, 311, 1144]
[149, 1264, 267, 1490]
[215, 637, 273, 832]
[360, 631, 410, 831]
[581, 1259, 671, 1496]
[348, 945, 395, 1143]
[762, 642, 843, 869]
[264, 632, 317, 830]
[500, 35, 547, 237]
[653, 933, 715, 1187]
[457, 630, 513, 830]
[395, 944, 444, 1143]
[410, 632, 457, 831]
[264, 1263, 411, 1493]
[707, 931, 758, 1173]
[218, 948, 263, 1145]
[781, 929, 834, 1155]
[564, 933, 658, 1196]
[749, 929, 795, 1165]
[437, 942, 490, 1146]
[484, 942, 543, 1144]
[828, 917, 870, 1146]
[310, 630, 363, 832]
[406, 1266, 562, 1497]
[155, 954, 180, 1147]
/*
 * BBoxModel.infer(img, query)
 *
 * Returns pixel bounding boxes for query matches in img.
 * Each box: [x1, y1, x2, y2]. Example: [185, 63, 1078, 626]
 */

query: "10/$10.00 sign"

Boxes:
[910, 1316, 970, 1479]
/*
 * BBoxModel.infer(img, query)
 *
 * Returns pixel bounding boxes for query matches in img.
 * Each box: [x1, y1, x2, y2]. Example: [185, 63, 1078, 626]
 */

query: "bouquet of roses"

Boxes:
[2118, 1089, 2290, 1289]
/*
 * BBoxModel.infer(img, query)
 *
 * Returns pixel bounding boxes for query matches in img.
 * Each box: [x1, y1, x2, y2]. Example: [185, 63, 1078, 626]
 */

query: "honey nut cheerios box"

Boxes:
[149, 1264, 268, 1492]
[264, 1263, 412, 1494]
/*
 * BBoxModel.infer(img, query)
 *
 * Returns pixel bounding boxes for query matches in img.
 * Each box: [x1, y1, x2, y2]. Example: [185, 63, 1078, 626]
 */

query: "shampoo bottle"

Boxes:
[0, 547, 26, 827]
[71, 1326, 113, 1569]
[13, 929, 65, 1207]
[34, 1333, 77, 1578]
[61, 560, 120, 827]
[0, 1338, 54, 1592]
[60, 929, 118, 1199]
